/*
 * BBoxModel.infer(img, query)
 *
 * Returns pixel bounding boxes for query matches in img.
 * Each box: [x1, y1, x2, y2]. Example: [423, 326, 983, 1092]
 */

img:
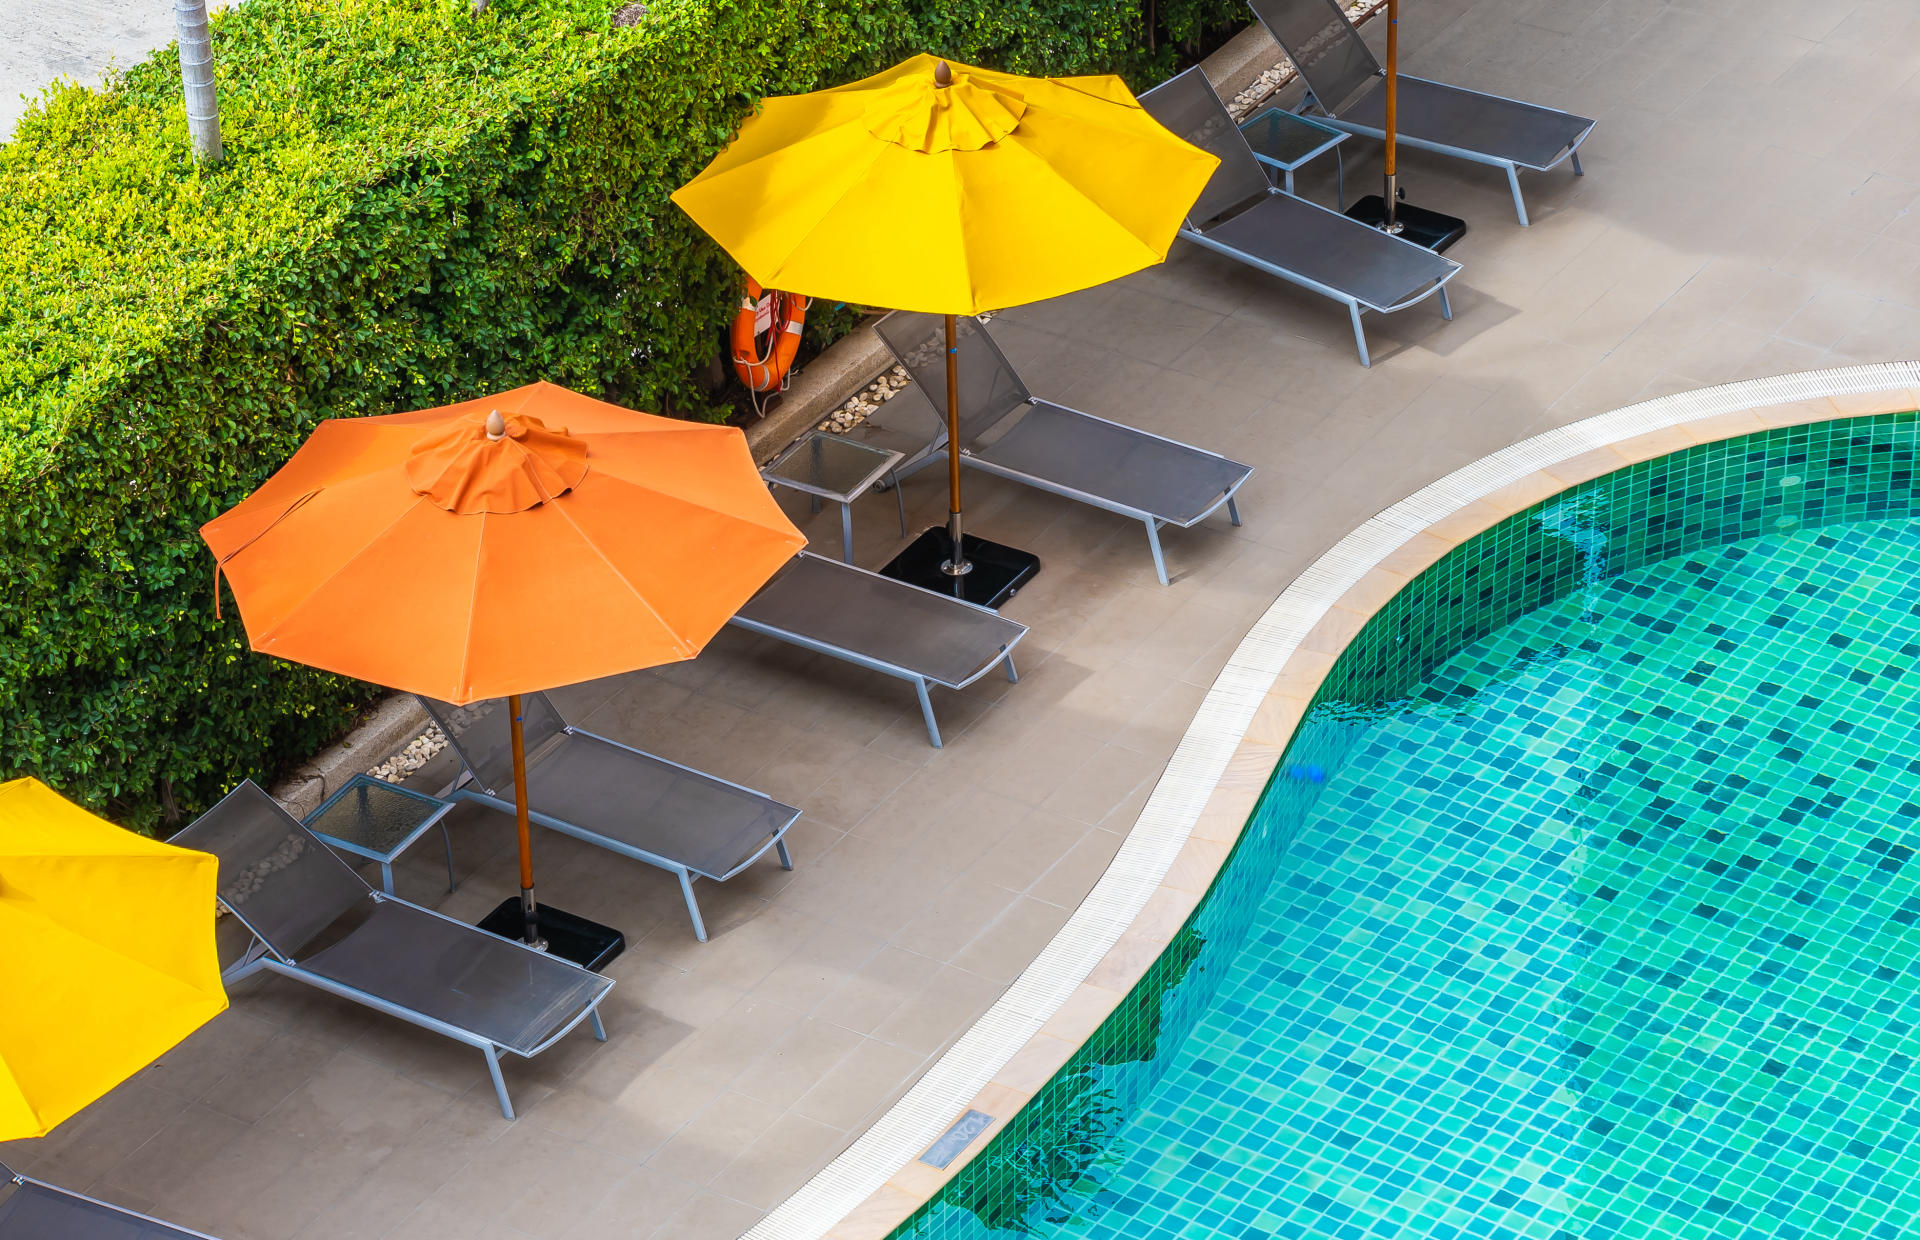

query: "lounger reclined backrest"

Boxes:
[1246, 0, 1383, 116]
[1138, 69, 1278, 226]
[874, 312, 1031, 446]
[419, 694, 569, 798]
[169, 781, 369, 962]
[0, 1172, 216, 1239]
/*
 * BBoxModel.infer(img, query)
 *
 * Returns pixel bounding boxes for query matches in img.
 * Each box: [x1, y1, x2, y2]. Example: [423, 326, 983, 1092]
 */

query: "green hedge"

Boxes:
[0, 0, 1243, 829]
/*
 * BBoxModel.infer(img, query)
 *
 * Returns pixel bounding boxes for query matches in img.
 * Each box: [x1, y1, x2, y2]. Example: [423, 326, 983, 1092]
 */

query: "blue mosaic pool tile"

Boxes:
[891, 413, 1920, 1240]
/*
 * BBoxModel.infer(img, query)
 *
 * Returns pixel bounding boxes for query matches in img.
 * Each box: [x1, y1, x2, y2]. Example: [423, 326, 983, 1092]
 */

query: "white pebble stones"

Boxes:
[368, 723, 448, 783]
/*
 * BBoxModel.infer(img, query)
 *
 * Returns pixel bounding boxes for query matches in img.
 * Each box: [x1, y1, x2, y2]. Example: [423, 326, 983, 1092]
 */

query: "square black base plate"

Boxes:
[1345, 195, 1467, 254]
[478, 898, 625, 971]
[880, 528, 1040, 609]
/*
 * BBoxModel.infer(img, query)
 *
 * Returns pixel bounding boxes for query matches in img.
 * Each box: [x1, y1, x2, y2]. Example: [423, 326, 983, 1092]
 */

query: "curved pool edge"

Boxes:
[741, 362, 1920, 1240]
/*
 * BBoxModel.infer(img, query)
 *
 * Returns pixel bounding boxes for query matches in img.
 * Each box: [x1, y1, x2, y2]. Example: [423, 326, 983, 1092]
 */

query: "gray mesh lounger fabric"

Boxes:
[1338, 77, 1593, 172]
[1246, 0, 1594, 224]
[1198, 196, 1457, 321]
[300, 899, 607, 1057]
[0, 1171, 216, 1240]
[419, 694, 801, 941]
[729, 552, 1027, 747]
[874, 309, 1253, 583]
[176, 778, 369, 960]
[1139, 68, 1459, 368]
[973, 403, 1252, 527]
[173, 781, 613, 1117]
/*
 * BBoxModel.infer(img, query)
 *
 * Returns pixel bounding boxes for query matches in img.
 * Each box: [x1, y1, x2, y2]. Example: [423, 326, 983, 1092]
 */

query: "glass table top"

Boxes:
[1239, 107, 1347, 167]
[762, 430, 903, 501]
[305, 775, 448, 857]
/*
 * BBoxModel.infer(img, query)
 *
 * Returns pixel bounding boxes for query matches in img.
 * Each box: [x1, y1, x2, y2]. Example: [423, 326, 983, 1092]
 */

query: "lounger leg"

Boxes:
[590, 1011, 607, 1041]
[914, 678, 943, 748]
[222, 943, 271, 988]
[678, 869, 709, 942]
[891, 471, 907, 535]
[1336, 146, 1346, 211]
[1283, 167, 1295, 196]
[839, 501, 855, 565]
[484, 1047, 513, 1120]
[1439, 287, 1454, 321]
[1507, 166, 1530, 226]
[441, 820, 458, 892]
[1227, 496, 1243, 527]
[1349, 303, 1371, 368]
[775, 837, 794, 870]
[1004, 652, 1019, 684]
[1571, 151, 1584, 176]
[1145, 519, 1170, 587]
[379, 861, 396, 896]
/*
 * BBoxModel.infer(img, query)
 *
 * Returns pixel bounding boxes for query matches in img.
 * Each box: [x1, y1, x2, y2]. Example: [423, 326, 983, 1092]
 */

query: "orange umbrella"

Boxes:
[202, 381, 805, 944]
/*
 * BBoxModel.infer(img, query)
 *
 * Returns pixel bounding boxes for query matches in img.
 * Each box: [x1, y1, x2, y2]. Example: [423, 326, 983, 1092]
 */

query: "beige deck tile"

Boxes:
[793, 1039, 931, 1131]
[644, 1091, 789, 1188]
[949, 898, 1075, 985]
[709, 1112, 849, 1211]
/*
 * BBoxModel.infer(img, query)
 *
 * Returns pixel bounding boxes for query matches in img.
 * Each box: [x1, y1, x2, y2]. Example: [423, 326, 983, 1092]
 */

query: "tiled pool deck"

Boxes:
[6, 0, 1920, 1237]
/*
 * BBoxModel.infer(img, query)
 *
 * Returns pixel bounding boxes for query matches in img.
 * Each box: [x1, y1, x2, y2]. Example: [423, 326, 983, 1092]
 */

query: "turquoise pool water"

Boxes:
[1064, 518, 1920, 1240]
[893, 417, 1920, 1240]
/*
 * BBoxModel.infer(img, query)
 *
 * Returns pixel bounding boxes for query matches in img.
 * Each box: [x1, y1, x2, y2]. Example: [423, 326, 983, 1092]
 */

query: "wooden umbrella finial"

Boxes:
[934, 59, 952, 88]
[485, 410, 507, 440]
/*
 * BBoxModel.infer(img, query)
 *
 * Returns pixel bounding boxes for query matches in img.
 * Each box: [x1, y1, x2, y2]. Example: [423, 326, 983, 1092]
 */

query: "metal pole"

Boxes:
[1382, 0, 1402, 234]
[173, 0, 223, 165]
[507, 693, 545, 949]
[940, 313, 973, 577]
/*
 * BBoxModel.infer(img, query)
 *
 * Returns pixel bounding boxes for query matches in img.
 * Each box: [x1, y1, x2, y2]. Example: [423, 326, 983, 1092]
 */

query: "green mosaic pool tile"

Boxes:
[889, 412, 1920, 1240]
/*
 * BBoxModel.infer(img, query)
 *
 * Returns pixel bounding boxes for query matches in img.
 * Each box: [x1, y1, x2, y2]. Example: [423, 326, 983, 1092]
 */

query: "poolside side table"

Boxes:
[304, 773, 457, 896]
[761, 430, 907, 564]
[1239, 108, 1350, 207]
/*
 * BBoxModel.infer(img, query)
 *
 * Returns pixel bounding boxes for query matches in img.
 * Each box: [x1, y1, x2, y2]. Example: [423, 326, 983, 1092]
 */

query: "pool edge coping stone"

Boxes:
[739, 362, 1920, 1240]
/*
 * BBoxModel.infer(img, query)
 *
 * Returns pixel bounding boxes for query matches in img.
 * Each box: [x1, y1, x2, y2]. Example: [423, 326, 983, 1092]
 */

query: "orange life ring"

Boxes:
[731, 279, 808, 392]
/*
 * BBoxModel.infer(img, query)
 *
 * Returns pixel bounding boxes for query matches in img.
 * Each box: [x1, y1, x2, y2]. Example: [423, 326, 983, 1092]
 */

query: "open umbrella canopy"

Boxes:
[670, 53, 1219, 315]
[201, 381, 807, 705]
[0, 778, 227, 1140]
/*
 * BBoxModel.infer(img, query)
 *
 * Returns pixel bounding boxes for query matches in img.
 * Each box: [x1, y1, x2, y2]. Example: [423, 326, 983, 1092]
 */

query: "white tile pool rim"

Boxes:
[744, 363, 1920, 1240]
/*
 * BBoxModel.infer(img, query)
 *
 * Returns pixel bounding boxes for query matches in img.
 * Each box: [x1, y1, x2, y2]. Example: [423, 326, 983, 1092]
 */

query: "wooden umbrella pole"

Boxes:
[1383, 0, 1400, 233]
[507, 693, 544, 948]
[940, 312, 972, 577]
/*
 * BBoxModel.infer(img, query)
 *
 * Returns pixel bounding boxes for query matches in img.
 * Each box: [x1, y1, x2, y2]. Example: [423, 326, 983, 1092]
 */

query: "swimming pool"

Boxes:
[889, 412, 1920, 1240]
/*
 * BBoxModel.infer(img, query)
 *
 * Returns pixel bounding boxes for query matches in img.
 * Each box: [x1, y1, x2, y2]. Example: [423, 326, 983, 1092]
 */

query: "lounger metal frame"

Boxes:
[727, 552, 1024, 748]
[1141, 68, 1460, 368]
[428, 701, 799, 943]
[1295, 77, 1593, 227]
[967, 407, 1247, 585]
[875, 312, 1256, 575]
[1177, 197, 1456, 368]
[1243, 0, 1593, 226]
[220, 888, 609, 1119]
[0, 1163, 223, 1239]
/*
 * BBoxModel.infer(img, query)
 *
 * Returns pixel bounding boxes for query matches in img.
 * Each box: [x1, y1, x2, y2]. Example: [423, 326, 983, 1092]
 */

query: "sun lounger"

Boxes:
[418, 694, 798, 942]
[0, 1161, 222, 1239]
[173, 781, 612, 1119]
[728, 551, 1026, 747]
[874, 310, 1255, 580]
[1247, 0, 1594, 226]
[1140, 68, 1459, 368]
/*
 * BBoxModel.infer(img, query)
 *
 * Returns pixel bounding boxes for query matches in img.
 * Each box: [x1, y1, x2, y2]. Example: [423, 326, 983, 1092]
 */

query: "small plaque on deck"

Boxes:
[920, 1109, 995, 1168]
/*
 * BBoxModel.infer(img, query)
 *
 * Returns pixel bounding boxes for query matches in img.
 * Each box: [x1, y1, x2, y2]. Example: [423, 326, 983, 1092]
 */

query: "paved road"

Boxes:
[2, 0, 187, 139]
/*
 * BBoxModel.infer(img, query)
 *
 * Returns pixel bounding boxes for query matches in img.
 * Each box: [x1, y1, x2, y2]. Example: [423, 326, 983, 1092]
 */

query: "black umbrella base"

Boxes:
[1345, 195, 1467, 254]
[880, 528, 1040, 609]
[478, 898, 626, 971]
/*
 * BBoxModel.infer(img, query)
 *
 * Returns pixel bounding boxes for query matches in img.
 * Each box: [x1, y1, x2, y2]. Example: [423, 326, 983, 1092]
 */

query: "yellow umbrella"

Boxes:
[0, 778, 227, 1139]
[673, 54, 1217, 600]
